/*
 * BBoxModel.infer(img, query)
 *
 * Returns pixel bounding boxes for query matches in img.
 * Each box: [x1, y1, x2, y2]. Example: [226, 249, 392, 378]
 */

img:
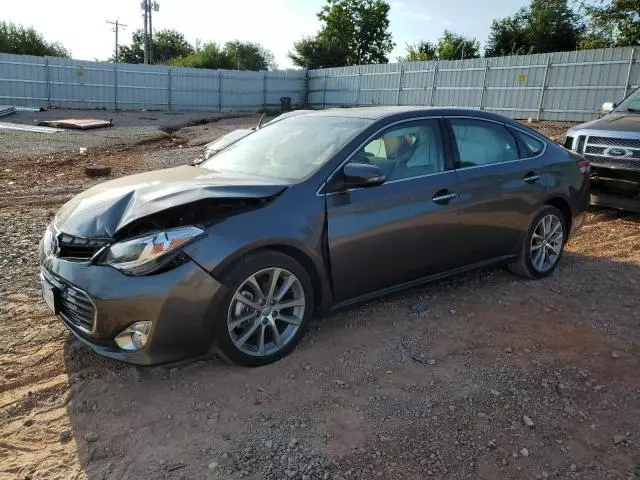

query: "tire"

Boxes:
[211, 250, 314, 367]
[508, 205, 567, 279]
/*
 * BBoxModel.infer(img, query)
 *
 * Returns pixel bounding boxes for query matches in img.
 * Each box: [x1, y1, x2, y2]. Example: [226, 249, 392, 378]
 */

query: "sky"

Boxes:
[3, 0, 530, 68]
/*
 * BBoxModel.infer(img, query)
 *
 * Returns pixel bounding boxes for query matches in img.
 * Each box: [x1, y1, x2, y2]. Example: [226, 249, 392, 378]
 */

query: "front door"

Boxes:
[446, 117, 546, 264]
[325, 118, 462, 302]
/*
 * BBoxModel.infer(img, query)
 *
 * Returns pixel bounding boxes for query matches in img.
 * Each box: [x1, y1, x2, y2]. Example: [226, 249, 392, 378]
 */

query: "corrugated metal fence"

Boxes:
[1, 47, 638, 120]
[0, 53, 306, 111]
[308, 46, 639, 122]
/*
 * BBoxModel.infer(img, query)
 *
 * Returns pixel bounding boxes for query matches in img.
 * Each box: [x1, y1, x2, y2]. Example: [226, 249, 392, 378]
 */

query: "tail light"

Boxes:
[577, 159, 590, 174]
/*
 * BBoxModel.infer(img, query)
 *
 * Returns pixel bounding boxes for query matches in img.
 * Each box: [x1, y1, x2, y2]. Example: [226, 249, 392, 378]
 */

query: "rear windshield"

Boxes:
[200, 115, 372, 181]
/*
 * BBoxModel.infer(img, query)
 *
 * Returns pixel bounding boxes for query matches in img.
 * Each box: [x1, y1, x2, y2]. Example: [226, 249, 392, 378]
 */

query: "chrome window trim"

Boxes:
[446, 116, 547, 166]
[317, 114, 549, 197]
[317, 115, 445, 196]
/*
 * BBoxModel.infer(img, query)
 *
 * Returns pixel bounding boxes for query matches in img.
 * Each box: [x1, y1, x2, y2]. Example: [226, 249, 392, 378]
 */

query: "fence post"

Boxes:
[44, 58, 51, 108]
[167, 68, 172, 111]
[113, 62, 118, 110]
[623, 47, 635, 98]
[537, 55, 552, 121]
[218, 71, 222, 112]
[479, 60, 489, 110]
[321, 71, 327, 109]
[354, 67, 361, 106]
[430, 65, 438, 106]
[396, 64, 404, 106]
[263, 71, 267, 109]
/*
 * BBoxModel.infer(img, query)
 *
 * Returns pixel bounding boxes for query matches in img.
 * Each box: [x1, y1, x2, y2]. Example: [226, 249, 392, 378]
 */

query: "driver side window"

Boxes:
[349, 119, 445, 181]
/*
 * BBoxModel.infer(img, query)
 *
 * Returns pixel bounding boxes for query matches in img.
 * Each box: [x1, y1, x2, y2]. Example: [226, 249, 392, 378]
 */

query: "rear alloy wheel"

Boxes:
[213, 251, 314, 366]
[508, 205, 567, 279]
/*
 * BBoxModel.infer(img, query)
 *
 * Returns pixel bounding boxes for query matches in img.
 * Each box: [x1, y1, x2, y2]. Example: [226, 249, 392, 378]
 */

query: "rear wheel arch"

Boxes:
[544, 196, 572, 241]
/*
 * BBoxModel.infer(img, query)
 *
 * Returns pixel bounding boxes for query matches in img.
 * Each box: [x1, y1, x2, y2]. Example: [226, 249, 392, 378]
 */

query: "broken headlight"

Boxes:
[98, 226, 205, 275]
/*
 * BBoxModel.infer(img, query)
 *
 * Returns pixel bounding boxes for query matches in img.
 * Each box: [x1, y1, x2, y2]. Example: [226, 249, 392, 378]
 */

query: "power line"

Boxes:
[106, 19, 127, 63]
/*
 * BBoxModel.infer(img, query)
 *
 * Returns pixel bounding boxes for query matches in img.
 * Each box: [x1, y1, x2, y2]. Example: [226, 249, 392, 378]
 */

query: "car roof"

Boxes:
[291, 106, 527, 127]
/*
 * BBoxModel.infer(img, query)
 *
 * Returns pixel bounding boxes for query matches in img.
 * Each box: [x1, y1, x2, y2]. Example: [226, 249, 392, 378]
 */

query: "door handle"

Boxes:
[523, 173, 541, 184]
[432, 191, 457, 205]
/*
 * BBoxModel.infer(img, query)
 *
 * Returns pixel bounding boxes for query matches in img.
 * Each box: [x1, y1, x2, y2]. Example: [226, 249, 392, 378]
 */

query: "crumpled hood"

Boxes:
[569, 113, 640, 134]
[54, 165, 288, 238]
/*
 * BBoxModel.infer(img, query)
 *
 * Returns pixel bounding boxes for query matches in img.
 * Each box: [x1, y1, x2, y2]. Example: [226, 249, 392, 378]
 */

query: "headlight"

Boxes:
[99, 226, 204, 275]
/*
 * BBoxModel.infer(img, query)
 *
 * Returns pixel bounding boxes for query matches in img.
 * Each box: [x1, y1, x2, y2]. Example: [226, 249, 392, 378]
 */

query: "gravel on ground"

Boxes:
[1, 116, 638, 480]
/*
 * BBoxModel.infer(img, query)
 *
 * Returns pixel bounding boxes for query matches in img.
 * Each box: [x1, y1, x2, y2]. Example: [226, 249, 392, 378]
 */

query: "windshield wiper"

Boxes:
[626, 108, 640, 112]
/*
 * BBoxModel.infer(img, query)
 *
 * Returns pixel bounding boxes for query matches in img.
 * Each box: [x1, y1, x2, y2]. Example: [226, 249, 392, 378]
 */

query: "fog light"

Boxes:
[114, 321, 152, 351]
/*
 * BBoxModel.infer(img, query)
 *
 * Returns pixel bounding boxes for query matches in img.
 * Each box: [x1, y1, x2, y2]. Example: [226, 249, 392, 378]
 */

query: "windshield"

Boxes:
[200, 115, 372, 180]
[615, 87, 640, 113]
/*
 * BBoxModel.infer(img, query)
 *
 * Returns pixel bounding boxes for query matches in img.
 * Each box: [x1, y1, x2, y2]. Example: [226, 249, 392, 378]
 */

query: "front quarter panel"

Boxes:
[183, 185, 329, 296]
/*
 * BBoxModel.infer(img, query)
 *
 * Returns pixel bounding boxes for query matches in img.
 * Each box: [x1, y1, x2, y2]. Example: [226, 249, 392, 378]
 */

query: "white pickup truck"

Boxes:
[564, 87, 640, 212]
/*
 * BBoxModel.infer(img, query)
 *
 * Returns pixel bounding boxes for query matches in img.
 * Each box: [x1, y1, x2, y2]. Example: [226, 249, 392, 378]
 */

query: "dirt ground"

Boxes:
[0, 116, 639, 480]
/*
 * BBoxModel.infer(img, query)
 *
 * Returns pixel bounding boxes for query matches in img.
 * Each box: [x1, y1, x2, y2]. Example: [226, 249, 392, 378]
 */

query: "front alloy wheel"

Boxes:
[228, 267, 305, 357]
[212, 251, 314, 367]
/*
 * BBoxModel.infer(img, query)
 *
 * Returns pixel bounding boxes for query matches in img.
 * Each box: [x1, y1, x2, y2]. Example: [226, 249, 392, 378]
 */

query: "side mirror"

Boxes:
[341, 163, 386, 189]
[601, 102, 616, 114]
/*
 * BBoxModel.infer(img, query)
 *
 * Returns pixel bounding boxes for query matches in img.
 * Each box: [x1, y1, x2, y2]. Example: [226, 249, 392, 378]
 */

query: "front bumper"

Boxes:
[40, 251, 226, 365]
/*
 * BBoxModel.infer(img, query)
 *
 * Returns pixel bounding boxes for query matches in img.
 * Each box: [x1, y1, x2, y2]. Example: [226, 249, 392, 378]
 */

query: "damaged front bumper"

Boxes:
[40, 246, 227, 365]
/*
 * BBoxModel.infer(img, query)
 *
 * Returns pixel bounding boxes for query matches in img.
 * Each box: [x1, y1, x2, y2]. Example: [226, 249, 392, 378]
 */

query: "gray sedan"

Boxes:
[39, 107, 589, 366]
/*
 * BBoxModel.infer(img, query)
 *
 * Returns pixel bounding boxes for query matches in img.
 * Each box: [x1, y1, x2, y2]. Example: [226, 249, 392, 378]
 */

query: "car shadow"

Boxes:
[61, 246, 640, 480]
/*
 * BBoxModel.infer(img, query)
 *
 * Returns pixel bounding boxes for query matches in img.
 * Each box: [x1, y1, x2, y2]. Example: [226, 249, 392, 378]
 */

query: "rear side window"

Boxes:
[449, 119, 518, 168]
[510, 128, 545, 156]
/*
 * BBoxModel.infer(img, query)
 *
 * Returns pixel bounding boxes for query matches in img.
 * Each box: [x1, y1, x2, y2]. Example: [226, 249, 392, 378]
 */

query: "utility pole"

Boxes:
[142, 0, 149, 64]
[141, 1, 159, 64]
[106, 19, 127, 63]
[148, 0, 153, 64]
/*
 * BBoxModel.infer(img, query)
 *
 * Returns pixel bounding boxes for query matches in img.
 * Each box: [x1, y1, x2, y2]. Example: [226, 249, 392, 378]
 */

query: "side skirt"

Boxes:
[331, 255, 516, 312]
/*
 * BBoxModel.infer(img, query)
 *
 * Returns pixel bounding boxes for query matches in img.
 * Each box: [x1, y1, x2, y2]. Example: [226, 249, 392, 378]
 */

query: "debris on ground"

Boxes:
[0, 121, 63, 133]
[39, 118, 114, 130]
[0, 105, 16, 118]
[84, 166, 112, 177]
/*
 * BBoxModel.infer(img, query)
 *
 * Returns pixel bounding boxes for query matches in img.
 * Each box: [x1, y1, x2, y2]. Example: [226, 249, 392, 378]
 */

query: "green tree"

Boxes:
[484, 0, 584, 57]
[398, 41, 437, 62]
[581, 0, 640, 48]
[0, 21, 69, 57]
[171, 41, 276, 71]
[171, 42, 229, 69]
[485, 11, 532, 56]
[223, 40, 277, 70]
[118, 29, 193, 64]
[288, 0, 394, 68]
[527, 0, 583, 53]
[436, 30, 480, 60]
[289, 36, 349, 69]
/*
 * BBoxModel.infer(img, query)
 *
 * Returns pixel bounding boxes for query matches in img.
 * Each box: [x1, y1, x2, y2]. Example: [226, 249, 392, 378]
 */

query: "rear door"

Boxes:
[446, 117, 546, 264]
[325, 118, 463, 302]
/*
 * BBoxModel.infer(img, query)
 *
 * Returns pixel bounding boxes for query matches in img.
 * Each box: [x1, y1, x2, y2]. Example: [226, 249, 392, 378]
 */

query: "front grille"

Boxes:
[576, 135, 586, 153]
[42, 269, 96, 333]
[588, 137, 640, 149]
[583, 136, 640, 171]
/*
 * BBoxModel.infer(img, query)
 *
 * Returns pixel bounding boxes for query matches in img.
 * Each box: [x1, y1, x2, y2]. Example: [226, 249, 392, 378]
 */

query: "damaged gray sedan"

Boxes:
[40, 107, 588, 366]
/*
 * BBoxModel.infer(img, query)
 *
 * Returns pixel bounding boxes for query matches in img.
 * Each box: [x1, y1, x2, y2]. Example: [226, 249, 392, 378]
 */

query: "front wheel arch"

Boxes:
[215, 245, 327, 315]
